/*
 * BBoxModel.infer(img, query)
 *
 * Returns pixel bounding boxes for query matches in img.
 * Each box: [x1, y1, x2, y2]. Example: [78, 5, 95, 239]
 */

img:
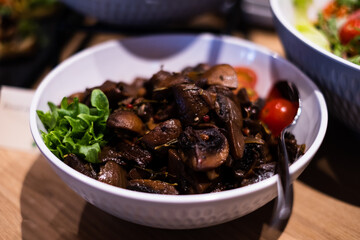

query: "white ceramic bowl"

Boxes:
[270, 0, 360, 133]
[59, 0, 223, 26]
[30, 34, 328, 229]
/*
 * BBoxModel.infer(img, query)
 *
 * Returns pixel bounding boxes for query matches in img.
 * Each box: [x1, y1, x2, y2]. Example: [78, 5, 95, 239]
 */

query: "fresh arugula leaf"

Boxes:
[37, 89, 110, 163]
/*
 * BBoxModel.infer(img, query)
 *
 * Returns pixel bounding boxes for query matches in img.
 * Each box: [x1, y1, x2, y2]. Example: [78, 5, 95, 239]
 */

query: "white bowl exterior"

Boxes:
[59, 0, 223, 26]
[270, 0, 360, 133]
[30, 34, 328, 229]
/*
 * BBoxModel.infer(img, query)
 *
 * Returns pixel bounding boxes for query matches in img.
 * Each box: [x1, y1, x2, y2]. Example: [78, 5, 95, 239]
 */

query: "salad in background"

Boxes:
[295, 0, 360, 65]
[0, 0, 60, 60]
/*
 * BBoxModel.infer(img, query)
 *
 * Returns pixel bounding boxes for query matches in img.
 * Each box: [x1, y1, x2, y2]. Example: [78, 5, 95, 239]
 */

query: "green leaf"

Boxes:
[77, 113, 101, 125]
[296, 23, 331, 51]
[294, 0, 331, 51]
[64, 116, 87, 133]
[37, 89, 110, 163]
[91, 89, 109, 111]
[79, 143, 101, 163]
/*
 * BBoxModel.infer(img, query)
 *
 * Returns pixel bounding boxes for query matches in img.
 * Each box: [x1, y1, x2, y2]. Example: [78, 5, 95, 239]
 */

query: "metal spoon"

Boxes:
[260, 81, 301, 240]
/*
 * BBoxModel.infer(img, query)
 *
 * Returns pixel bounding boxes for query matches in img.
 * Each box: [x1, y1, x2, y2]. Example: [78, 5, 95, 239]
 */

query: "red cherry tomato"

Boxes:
[233, 66, 258, 101]
[322, 1, 349, 19]
[260, 98, 298, 137]
[339, 10, 360, 45]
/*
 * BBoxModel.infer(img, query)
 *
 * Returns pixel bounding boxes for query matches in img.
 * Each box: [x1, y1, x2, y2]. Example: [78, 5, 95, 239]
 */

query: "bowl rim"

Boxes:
[269, 0, 360, 71]
[29, 33, 328, 204]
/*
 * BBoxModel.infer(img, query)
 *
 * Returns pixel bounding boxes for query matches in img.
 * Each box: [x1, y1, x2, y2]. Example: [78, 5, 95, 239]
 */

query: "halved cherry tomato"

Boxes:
[233, 66, 258, 101]
[339, 10, 360, 45]
[260, 98, 298, 137]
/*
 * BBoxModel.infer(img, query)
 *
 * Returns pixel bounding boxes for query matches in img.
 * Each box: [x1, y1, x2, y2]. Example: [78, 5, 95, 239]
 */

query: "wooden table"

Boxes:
[1, 16, 360, 240]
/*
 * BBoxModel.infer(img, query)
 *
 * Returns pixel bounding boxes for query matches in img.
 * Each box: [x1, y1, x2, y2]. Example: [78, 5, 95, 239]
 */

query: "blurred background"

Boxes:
[0, 0, 273, 89]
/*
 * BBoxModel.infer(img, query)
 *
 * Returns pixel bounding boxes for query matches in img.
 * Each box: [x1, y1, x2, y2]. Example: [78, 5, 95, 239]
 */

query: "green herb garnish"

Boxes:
[37, 89, 110, 163]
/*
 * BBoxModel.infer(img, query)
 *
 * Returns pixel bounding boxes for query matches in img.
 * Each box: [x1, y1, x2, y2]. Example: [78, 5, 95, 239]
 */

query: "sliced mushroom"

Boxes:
[99, 146, 126, 165]
[178, 126, 229, 171]
[127, 179, 179, 195]
[153, 102, 177, 122]
[151, 70, 190, 90]
[168, 149, 191, 193]
[128, 167, 151, 180]
[107, 110, 146, 136]
[207, 84, 238, 104]
[148, 70, 191, 99]
[98, 161, 128, 188]
[215, 94, 245, 160]
[99, 141, 152, 168]
[63, 153, 97, 179]
[181, 63, 211, 76]
[173, 84, 210, 126]
[241, 162, 276, 187]
[141, 119, 182, 150]
[201, 64, 238, 89]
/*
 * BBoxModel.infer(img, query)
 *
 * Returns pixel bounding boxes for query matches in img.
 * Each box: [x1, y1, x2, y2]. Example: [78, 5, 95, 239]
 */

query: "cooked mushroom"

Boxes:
[215, 94, 245, 160]
[141, 119, 182, 150]
[150, 70, 190, 90]
[153, 103, 177, 122]
[99, 141, 152, 168]
[207, 85, 238, 105]
[178, 126, 229, 171]
[128, 167, 152, 180]
[63, 153, 97, 179]
[98, 161, 128, 188]
[107, 110, 146, 136]
[240, 162, 276, 187]
[181, 63, 211, 76]
[201, 64, 238, 89]
[148, 70, 191, 99]
[173, 84, 210, 126]
[127, 179, 179, 195]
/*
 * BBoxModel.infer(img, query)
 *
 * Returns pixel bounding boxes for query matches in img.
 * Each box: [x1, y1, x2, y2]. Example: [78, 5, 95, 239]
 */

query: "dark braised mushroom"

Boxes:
[127, 179, 179, 195]
[201, 64, 238, 89]
[173, 84, 210, 126]
[215, 94, 245, 160]
[240, 162, 276, 186]
[141, 119, 182, 150]
[150, 70, 190, 90]
[181, 63, 211, 76]
[153, 102, 177, 122]
[178, 126, 229, 171]
[98, 161, 128, 188]
[128, 167, 152, 180]
[207, 85, 238, 104]
[168, 149, 192, 193]
[107, 110, 146, 136]
[64, 153, 97, 179]
[148, 70, 191, 99]
[99, 141, 152, 168]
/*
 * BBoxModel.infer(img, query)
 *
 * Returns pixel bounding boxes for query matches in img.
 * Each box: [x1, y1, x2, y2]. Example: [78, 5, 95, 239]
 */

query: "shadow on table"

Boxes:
[20, 155, 275, 240]
[299, 116, 360, 206]
[76, 202, 273, 240]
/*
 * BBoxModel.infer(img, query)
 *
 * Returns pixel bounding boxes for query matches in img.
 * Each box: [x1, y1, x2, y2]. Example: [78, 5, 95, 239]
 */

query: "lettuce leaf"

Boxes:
[37, 89, 109, 163]
[294, 0, 331, 51]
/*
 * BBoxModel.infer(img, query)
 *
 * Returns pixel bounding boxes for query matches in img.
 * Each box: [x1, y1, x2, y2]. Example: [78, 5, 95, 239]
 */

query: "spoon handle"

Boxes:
[260, 129, 294, 240]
